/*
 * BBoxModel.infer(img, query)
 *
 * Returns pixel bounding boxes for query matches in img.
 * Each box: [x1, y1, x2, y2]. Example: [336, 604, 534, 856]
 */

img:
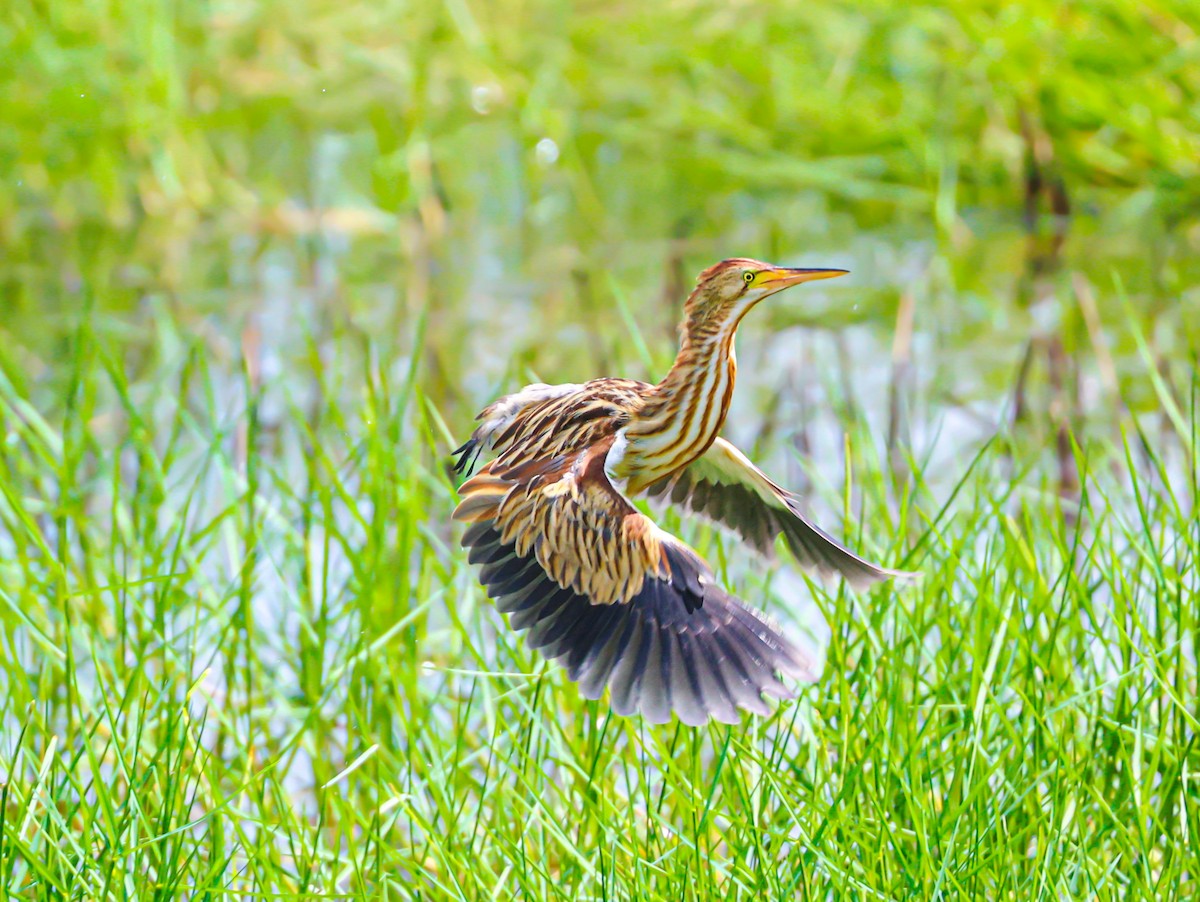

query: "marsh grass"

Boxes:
[1, 286, 1198, 898]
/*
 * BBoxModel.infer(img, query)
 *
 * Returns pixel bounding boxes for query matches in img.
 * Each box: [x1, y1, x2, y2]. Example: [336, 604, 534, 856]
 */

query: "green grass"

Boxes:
[1, 289, 1198, 897]
[3, 0, 1200, 897]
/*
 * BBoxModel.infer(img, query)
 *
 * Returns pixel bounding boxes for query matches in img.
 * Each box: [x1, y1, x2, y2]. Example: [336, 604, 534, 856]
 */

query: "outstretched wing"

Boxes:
[452, 442, 816, 725]
[646, 437, 913, 591]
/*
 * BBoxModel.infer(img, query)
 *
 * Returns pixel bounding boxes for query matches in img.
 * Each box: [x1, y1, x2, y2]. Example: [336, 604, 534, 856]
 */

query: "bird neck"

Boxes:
[615, 318, 740, 494]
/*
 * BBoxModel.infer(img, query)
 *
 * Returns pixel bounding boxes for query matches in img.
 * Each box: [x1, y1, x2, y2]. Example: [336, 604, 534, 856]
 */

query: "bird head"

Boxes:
[682, 258, 848, 335]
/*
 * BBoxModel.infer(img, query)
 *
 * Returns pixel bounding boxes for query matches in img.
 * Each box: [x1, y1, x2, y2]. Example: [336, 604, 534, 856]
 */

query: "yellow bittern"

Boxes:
[453, 258, 910, 725]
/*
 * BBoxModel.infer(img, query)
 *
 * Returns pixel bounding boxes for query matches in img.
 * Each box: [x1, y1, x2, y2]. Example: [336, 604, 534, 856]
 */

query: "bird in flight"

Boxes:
[452, 259, 910, 725]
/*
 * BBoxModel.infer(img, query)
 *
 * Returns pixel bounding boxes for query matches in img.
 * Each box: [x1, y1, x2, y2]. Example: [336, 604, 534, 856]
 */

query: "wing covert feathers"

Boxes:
[455, 448, 666, 607]
[451, 379, 646, 477]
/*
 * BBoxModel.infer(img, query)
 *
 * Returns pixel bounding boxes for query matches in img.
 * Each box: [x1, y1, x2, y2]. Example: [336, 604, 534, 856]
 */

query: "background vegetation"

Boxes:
[2, 0, 1199, 897]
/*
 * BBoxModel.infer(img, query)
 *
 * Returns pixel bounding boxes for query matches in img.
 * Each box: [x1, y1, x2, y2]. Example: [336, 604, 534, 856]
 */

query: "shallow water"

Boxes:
[4, 193, 1196, 633]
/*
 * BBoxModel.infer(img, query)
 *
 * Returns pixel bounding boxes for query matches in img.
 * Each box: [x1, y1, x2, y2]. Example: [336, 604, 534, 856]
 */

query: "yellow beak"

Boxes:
[759, 267, 849, 290]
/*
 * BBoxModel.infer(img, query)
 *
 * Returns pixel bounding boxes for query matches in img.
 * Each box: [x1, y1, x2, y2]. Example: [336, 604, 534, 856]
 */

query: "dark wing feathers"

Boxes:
[637, 629, 671, 723]
[461, 519, 816, 725]
[647, 437, 914, 591]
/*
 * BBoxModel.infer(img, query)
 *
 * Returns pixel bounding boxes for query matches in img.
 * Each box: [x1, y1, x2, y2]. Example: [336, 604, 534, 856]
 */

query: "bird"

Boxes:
[451, 258, 911, 726]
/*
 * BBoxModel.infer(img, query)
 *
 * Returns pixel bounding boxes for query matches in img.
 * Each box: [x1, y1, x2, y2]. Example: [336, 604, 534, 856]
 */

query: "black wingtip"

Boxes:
[780, 496, 916, 591]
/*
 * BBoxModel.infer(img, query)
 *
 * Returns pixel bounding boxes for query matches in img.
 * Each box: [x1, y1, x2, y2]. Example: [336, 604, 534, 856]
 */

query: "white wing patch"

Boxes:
[603, 429, 629, 484]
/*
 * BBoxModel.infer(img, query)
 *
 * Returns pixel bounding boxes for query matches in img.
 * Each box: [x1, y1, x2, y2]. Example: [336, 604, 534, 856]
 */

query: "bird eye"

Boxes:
[743, 271, 755, 283]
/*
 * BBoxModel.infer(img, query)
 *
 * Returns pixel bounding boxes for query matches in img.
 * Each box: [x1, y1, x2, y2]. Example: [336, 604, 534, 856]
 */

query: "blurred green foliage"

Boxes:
[3, 0, 1198, 270]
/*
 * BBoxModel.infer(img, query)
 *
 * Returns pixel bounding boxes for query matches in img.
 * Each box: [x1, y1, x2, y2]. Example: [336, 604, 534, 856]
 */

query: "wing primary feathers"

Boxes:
[468, 540, 510, 566]
[525, 592, 578, 647]
[536, 599, 592, 659]
[607, 618, 648, 717]
[563, 605, 624, 682]
[577, 613, 636, 701]
[483, 556, 542, 598]
[461, 519, 494, 548]
[695, 643, 740, 725]
[510, 585, 572, 631]
[711, 631, 774, 716]
[667, 633, 709, 727]
[655, 628, 675, 714]
[494, 579, 546, 614]
[636, 628, 671, 724]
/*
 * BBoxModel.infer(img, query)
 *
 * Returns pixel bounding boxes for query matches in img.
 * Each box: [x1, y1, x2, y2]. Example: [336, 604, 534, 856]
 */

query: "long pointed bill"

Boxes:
[758, 267, 848, 292]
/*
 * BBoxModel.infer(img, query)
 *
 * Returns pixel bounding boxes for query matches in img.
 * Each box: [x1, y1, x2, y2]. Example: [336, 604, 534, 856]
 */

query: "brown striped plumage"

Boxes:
[452, 258, 913, 725]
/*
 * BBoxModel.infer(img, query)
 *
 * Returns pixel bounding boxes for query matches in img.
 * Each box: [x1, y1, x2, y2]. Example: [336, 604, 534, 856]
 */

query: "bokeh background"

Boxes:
[2, 0, 1200, 897]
